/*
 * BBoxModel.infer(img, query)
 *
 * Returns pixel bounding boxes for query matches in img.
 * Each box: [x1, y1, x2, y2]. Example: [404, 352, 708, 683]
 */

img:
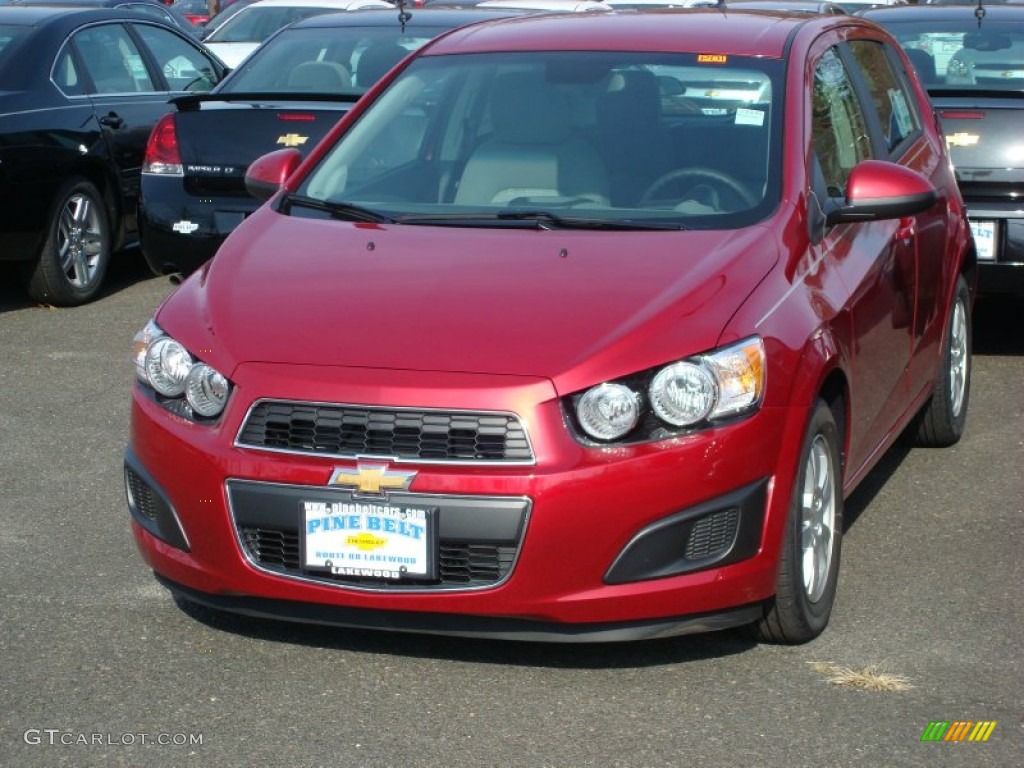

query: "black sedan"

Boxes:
[861, 4, 1024, 294]
[139, 6, 534, 277]
[11, 0, 204, 38]
[0, 5, 227, 305]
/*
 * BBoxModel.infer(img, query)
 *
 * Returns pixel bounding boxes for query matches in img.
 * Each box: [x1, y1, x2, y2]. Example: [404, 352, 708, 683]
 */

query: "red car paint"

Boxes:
[127, 11, 973, 643]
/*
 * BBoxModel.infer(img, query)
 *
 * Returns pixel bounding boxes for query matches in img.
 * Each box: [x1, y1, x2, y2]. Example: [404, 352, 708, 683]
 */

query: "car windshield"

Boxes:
[205, 6, 339, 43]
[297, 51, 783, 230]
[221, 25, 442, 94]
[875, 19, 1024, 89]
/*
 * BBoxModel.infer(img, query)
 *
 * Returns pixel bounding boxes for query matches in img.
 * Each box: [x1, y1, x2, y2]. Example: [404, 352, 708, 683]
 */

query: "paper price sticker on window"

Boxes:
[697, 54, 728, 64]
[735, 108, 765, 127]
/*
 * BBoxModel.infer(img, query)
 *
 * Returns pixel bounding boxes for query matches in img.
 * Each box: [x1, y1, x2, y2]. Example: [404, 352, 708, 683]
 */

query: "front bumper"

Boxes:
[126, 363, 806, 640]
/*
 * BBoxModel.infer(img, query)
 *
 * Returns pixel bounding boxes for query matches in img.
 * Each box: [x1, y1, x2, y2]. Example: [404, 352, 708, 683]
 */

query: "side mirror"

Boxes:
[826, 160, 937, 227]
[245, 148, 303, 200]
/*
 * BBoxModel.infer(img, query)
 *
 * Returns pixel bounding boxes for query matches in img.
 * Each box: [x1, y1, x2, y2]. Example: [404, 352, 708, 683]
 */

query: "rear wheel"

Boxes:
[757, 399, 843, 644]
[27, 179, 111, 306]
[911, 274, 971, 447]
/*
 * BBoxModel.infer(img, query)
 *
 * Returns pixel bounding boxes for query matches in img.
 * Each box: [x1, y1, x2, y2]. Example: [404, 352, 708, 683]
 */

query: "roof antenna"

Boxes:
[397, 0, 411, 31]
[975, 0, 985, 27]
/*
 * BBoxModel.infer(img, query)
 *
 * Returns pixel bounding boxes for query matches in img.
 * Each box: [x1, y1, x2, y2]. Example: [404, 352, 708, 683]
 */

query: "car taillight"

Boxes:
[143, 113, 183, 176]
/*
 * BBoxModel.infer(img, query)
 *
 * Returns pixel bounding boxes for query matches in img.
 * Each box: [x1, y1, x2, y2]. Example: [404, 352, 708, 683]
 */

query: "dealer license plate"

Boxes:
[301, 500, 436, 580]
[969, 220, 997, 261]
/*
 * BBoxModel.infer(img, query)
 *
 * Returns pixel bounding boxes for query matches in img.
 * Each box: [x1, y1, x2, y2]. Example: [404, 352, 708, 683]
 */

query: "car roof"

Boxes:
[0, 4, 153, 24]
[291, 5, 541, 28]
[424, 8, 821, 58]
[859, 3, 1024, 17]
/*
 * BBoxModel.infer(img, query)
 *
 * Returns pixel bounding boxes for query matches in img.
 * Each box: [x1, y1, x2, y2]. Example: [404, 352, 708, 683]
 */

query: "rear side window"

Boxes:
[73, 24, 155, 94]
[133, 23, 218, 92]
[848, 40, 921, 155]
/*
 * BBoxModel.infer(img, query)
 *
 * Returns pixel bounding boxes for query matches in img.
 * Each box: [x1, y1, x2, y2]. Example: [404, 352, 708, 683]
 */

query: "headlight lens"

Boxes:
[133, 320, 232, 420]
[145, 337, 193, 397]
[704, 337, 765, 419]
[576, 383, 641, 441]
[649, 362, 717, 426]
[567, 336, 765, 444]
[185, 364, 231, 417]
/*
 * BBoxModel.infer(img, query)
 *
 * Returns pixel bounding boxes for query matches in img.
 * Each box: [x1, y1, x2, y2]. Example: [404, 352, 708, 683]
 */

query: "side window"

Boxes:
[132, 24, 218, 93]
[811, 47, 872, 198]
[53, 47, 86, 96]
[73, 24, 154, 95]
[848, 40, 921, 155]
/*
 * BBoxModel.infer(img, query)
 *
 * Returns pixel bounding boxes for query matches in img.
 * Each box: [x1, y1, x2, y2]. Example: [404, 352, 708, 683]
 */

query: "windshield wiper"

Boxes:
[285, 195, 396, 224]
[395, 211, 685, 231]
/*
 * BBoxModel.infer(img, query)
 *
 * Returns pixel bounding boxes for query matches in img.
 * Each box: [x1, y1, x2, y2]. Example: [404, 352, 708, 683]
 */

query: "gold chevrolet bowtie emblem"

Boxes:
[945, 132, 979, 148]
[276, 133, 309, 148]
[328, 464, 417, 495]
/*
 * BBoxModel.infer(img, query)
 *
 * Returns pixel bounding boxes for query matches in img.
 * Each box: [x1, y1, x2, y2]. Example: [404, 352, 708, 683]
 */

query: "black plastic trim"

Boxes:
[157, 574, 763, 643]
[604, 478, 768, 585]
[124, 446, 190, 552]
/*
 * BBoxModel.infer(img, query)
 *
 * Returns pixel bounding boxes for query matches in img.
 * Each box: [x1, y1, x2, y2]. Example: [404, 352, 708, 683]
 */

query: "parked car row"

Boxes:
[2, 0, 1020, 307]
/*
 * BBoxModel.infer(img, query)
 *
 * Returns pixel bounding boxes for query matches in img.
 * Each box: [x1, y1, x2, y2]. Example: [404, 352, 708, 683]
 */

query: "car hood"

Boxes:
[160, 206, 779, 392]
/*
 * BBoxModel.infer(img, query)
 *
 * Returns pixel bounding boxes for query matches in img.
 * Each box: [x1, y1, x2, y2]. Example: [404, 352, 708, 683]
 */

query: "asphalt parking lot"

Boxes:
[0, 252, 1021, 768]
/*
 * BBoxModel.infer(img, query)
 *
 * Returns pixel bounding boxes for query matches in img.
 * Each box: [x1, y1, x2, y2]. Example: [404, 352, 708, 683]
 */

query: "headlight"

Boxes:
[568, 336, 765, 444]
[132, 320, 232, 420]
[145, 337, 193, 397]
[649, 362, 717, 426]
[185, 364, 230, 417]
[576, 383, 641, 441]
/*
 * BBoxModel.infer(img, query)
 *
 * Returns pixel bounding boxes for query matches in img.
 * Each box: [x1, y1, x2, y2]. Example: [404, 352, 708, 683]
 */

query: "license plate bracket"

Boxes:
[969, 220, 997, 262]
[300, 500, 438, 581]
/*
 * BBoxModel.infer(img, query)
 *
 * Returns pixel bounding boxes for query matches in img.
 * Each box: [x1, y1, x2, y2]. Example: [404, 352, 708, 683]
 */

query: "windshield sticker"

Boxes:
[697, 54, 728, 64]
[735, 108, 765, 127]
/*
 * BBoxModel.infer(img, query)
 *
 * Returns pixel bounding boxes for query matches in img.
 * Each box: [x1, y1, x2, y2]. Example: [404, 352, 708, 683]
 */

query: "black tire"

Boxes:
[911, 274, 971, 448]
[756, 399, 843, 644]
[27, 178, 111, 306]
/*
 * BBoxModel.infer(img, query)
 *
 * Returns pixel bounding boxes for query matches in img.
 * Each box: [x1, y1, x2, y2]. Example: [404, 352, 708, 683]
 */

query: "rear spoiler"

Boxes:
[171, 92, 363, 111]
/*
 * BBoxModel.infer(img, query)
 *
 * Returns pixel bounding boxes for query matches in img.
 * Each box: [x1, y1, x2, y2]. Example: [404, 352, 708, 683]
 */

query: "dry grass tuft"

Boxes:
[808, 661, 913, 692]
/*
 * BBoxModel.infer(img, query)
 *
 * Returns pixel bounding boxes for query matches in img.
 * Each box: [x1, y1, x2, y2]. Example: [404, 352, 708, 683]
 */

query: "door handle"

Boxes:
[895, 216, 915, 245]
[99, 112, 124, 129]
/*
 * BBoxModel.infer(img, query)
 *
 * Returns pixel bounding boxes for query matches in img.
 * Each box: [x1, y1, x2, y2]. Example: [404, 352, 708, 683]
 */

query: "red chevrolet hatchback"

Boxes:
[127, 10, 975, 643]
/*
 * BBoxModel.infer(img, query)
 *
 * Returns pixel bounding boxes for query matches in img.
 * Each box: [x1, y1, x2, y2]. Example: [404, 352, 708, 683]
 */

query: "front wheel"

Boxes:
[756, 399, 843, 644]
[27, 178, 111, 306]
[910, 274, 971, 447]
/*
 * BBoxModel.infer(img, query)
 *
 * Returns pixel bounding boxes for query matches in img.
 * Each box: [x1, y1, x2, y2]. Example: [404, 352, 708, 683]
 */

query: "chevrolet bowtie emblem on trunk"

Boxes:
[328, 464, 417, 495]
[276, 133, 309, 148]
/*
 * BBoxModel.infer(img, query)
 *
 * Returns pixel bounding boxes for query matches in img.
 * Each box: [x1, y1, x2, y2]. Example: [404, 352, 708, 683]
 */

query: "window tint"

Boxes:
[811, 47, 872, 198]
[133, 24, 217, 92]
[73, 24, 153, 94]
[73, 24, 155, 94]
[53, 48, 87, 96]
[848, 40, 920, 154]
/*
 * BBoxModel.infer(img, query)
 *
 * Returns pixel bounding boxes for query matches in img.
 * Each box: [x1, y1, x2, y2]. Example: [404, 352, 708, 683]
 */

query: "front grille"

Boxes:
[685, 508, 739, 560]
[240, 526, 516, 588]
[237, 401, 533, 463]
[125, 466, 159, 521]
